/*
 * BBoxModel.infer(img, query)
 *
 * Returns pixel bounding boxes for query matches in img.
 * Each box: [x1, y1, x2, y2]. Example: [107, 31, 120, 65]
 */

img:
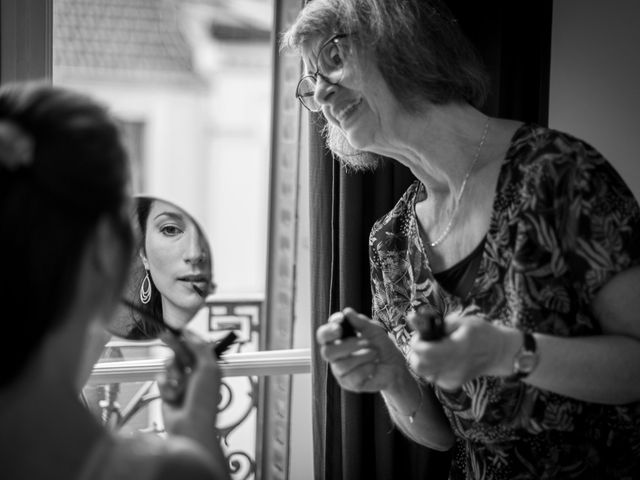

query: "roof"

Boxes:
[53, 0, 197, 81]
[200, 0, 271, 41]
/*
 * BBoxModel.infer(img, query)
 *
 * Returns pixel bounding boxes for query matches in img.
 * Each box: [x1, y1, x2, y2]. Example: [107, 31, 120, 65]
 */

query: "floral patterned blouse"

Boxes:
[369, 124, 640, 479]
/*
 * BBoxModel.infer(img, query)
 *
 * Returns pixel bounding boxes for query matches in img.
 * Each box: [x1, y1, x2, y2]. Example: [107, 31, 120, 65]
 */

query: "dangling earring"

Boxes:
[140, 270, 152, 304]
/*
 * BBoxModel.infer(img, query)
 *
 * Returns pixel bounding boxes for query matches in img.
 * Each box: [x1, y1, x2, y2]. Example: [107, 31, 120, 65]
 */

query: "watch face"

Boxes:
[515, 351, 539, 373]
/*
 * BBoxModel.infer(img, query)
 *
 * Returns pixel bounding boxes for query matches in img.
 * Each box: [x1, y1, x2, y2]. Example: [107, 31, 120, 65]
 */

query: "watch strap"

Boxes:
[522, 330, 536, 353]
[506, 331, 537, 382]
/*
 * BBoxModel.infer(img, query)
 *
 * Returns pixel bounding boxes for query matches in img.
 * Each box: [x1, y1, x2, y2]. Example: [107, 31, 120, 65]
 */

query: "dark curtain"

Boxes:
[308, 1, 553, 479]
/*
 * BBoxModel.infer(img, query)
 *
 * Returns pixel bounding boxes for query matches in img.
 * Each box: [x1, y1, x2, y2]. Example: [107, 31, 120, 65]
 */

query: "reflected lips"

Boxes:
[177, 274, 210, 297]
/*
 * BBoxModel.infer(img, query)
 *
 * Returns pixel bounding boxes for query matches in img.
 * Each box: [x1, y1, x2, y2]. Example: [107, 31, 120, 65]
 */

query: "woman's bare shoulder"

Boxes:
[108, 434, 225, 480]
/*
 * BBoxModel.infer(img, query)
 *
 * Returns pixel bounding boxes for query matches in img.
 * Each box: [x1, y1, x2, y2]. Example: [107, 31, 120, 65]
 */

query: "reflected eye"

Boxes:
[160, 224, 183, 236]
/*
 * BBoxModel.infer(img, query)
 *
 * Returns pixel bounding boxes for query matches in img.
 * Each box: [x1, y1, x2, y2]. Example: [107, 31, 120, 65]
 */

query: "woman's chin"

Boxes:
[343, 132, 367, 150]
[343, 128, 377, 155]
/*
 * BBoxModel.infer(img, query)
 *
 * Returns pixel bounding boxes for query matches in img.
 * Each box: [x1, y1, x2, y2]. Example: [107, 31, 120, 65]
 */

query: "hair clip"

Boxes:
[0, 121, 34, 171]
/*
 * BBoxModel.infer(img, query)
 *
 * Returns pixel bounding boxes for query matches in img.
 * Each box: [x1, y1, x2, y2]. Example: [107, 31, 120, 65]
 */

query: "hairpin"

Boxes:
[0, 121, 33, 171]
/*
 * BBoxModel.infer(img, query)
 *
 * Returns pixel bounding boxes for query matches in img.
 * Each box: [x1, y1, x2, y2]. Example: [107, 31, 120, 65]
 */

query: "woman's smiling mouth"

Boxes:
[335, 98, 362, 124]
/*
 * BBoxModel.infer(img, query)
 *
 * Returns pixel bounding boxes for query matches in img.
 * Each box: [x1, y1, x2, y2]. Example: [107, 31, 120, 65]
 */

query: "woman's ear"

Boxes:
[91, 215, 128, 285]
[72, 215, 128, 317]
[139, 249, 149, 270]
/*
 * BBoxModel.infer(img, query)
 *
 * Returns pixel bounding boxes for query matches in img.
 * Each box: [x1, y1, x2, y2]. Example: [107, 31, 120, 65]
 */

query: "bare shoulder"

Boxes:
[111, 434, 227, 480]
[152, 436, 227, 480]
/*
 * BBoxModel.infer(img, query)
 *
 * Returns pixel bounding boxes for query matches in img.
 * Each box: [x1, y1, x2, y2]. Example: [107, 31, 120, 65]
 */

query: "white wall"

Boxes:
[289, 113, 313, 480]
[549, 0, 640, 201]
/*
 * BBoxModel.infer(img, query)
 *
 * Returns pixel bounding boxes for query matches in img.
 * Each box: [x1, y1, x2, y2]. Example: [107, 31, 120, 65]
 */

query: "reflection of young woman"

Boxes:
[0, 81, 229, 480]
[136, 197, 214, 331]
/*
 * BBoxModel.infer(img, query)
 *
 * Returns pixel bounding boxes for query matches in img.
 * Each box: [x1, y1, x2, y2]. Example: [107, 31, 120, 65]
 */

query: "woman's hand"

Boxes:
[316, 307, 408, 393]
[158, 330, 222, 449]
[408, 308, 517, 391]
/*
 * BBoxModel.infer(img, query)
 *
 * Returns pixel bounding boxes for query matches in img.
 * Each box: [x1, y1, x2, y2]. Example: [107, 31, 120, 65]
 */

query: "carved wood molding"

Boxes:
[260, 1, 305, 479]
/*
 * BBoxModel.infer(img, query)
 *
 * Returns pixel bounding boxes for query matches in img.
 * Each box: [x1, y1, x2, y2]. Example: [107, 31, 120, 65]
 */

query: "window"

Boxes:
[1, 0, 311, 478]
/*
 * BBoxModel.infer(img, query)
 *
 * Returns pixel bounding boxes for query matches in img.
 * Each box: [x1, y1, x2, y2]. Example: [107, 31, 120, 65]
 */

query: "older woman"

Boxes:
[282, 0, 640, 478]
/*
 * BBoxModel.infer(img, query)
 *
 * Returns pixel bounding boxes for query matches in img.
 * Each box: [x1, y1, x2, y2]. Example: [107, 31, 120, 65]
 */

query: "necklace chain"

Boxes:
[429, 118, 490, 248]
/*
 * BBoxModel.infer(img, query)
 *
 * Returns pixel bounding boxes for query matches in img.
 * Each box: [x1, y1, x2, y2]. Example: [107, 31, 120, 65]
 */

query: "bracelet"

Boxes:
[387, 381, 424, 424]
[408, 386, 424, 424]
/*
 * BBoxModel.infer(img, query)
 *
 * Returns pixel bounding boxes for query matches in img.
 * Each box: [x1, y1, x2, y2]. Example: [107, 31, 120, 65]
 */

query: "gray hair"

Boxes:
[281, 0, 490, 167]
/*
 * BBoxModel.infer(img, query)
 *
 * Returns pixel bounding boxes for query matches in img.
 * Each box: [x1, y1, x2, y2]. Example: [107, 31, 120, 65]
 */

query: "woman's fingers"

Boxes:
[320, 336, 371, 361]
[317, 307, 408, 392]
[342, 307, 384, 332]
[317, 307, 385, 345]
[331, 356, 380, 391]
[329, 345, 377, 375]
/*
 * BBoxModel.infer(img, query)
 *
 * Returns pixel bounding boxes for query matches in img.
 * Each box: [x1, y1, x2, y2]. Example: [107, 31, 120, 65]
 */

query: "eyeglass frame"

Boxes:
[295, 33, 350, 112]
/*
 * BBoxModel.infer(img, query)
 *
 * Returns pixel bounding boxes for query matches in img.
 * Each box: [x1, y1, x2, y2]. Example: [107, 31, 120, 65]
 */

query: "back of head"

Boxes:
[0, 81, 132, 388]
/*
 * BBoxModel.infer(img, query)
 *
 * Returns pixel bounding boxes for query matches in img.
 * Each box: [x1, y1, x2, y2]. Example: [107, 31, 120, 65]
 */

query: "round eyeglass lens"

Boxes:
[296, 76, 320, 112]
[317, 39, 346, 84]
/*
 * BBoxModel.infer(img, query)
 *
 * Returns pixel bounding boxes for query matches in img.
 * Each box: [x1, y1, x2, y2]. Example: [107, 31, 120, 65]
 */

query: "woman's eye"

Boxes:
[321, 44, 343, 70]
[160, 225, 183, 236]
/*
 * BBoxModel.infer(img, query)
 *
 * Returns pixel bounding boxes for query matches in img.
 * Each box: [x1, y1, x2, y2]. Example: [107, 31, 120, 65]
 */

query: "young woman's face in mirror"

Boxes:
[140, 198, 213, 330]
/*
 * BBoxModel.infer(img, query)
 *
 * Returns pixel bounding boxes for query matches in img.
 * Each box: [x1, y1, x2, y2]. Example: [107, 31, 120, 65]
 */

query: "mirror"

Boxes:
[87, 195, 234, 429]
[109, 195, 215, 341]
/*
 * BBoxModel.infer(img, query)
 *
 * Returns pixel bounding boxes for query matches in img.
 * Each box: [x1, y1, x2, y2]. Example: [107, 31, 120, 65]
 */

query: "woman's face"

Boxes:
[142, 200, 212, 328]
[302, 34, 402, 160]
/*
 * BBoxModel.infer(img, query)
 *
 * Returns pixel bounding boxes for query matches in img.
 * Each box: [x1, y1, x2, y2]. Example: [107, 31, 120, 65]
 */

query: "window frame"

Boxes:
[0, 0, 53, 82]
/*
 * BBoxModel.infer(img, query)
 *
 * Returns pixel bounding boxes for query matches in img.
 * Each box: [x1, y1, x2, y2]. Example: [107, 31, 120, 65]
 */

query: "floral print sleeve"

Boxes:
[506, 129, 640, 335]
[368, 124, 640, 479]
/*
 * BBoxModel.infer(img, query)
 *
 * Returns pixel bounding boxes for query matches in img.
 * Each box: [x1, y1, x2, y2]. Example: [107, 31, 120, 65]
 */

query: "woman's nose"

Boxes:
[313, 75, 337, 109]
[184, 232, 206, 264]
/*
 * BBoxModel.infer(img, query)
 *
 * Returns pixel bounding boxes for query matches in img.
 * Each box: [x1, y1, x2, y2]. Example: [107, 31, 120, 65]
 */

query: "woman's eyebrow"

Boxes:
[153, 211, 184, 222]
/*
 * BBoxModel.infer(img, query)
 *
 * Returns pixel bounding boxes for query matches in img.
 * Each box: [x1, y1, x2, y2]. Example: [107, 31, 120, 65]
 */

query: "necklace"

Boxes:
[428, 118, 490, 248]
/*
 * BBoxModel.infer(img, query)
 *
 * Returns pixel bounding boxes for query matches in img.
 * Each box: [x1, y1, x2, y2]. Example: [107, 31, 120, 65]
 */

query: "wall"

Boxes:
[549, 0, 640, 200]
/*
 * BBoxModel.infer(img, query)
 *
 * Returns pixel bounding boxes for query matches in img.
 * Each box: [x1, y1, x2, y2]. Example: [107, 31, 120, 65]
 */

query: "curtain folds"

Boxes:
[308, 2, 553, 479]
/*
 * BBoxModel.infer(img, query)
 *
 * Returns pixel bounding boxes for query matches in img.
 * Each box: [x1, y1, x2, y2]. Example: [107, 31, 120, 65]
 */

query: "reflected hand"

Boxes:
[316, 307, 408, 393]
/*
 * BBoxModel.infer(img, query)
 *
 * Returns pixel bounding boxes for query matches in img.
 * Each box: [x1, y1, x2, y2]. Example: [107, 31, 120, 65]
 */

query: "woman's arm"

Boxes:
[379, 365, 454, 450]
[317, 308, 454, 450]
[411, 268, 640, 405]
[522, 265, 640, 404]
[159, 333, 231, 480]
[520, 333, 640, 404]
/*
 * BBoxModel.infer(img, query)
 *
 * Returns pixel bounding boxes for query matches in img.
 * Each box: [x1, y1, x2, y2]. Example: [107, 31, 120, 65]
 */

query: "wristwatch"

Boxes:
[507, 331, 539, 382]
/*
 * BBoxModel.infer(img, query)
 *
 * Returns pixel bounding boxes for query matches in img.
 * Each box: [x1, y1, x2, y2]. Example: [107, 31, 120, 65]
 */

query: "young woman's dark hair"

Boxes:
[0, 81, 133, 387]
[118, 196, 166, 339]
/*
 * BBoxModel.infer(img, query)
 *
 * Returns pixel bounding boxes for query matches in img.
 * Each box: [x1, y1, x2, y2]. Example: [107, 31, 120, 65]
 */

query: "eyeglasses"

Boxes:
[296, 34, 350, 112]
